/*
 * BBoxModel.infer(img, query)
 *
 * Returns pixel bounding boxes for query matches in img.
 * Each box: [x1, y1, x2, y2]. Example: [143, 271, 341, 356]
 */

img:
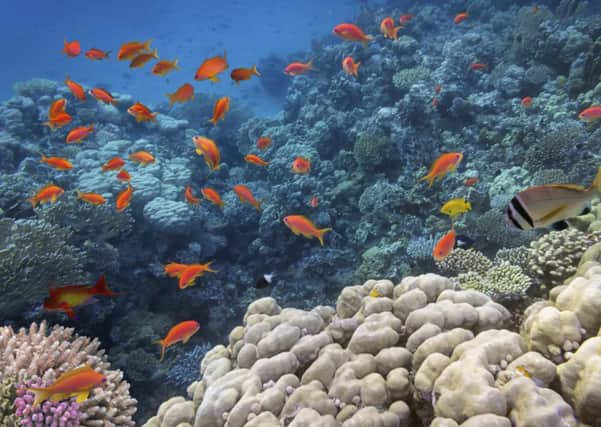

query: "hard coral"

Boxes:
[14, 379, 81, 427]
[0, 377, 19, 427]
[352, 132, 393, 172]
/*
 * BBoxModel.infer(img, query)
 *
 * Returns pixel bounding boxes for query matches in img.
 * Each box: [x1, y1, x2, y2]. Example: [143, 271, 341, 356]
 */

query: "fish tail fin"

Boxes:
[105, 50, 112, 58]
[91, 275, 117, 296]
[151, 112, 158, 122]
[208, 118, 216, 125]
[166, 93, 175, 106]
[152, 48, 159, 59]
[307, 59, 318, 71]
[208, 75, 220, 83]
[393, 26, 403, 38]
[419, 174, 434, 188]
[255, 200, 262, 211]
[155, 340, 166, 362]
[317, 228, 333, 246]
[253, 65, 261, 76]
[206, 261, 218, 273]
[30, 197, 37, 208]
[143, 39, 153, 51]
[353, 62, 360, 77]
[40, 153, 47, 162]
[64, 306, 76, 320]
[362, 35, 374, 47]
[173, 58, 180, 70]
[28, 387, 50, 407]
[591, 166, 601, 194]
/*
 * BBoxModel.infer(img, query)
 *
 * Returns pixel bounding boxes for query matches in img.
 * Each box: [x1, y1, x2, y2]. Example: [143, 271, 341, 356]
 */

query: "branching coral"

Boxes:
[494, 246, 530, 271]
[0, 377, 18, 427]
[352, 133, 393, 172]
[392, 66, 430, 92]
[457, 262, 533, 300]
[436, 248, 493, 276]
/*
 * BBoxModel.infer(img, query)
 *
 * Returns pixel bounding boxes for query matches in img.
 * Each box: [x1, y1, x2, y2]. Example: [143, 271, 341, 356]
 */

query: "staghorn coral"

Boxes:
[0, 376, 19, 427]
[0, 321, 137, 426]
[494, 246, 530, 271]
[457, 262, 533, 300]
[436, 248, 493, 276]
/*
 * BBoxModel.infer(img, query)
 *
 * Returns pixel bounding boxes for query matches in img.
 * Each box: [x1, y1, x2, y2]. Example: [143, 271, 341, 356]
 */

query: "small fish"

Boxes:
[89, 88, 118, 105]
[464, 177, 479, 187]
[163, 262, 188, 278]
[420, 153, 463, 188]
[66, 124, 94, 143]
[127, 102, 158, 122]
[201, 187, 224, 209]
[48, 98, 67, 118]
[152, 59, 180, 76]
[399, 14, 415, 24]
[310, 196, 319, 208]
[255, 273, 273, 289]
[117, 40, 152, 60]
[455, 234, 475, 249]
[130, 48, 159, 68]
[578, 106, 601, 122]
[178, 262, 217, 289]
[194, 51, 228, 82]
[167, 83, 194, 105]
[454, 12, 469, 24]
[292, 156, 311, 174]
[102, 157, 125, 172]
[40, 154, 73, 171]
[208, 96, 230, 126]
[129, 151, 155, 165]
[233, 184, 261, 210]
[28, 366, 105, 407]
[256, 136, 272, 150]
[532, 4, 539, 14]
[332, 23, 373, 46]
[155, 320, 200, 361]
[65, 76, 86, 101]
[433, 227, 456, 261]
[85, 48, 111, 60]
[115, 185, 134, 213]
[440, 198, 472, 218]
[230, 66, 260, 83]
[435, 84, 442, 94]
[43, 276, 117, 320]
[192, 136, 221, 170]
[432, 97, 439, 108]
[63, 39, 81, 57]
[77, 191, 106, 206]
[185, 186, 201, 205]
[284, 60, 315, 76]
[44, 112, 72, 130]
[521, 96, 533, 107]
[30, 184, 64, 207]
[283, 215, 332, 246]
[470, 62, 487, 71]
[245, 154, 269, 167]
[342, 56, 360, 77]
[116, 169, 131, 182]
[506, 167, 601, 230]
[380, 17, 402, 40]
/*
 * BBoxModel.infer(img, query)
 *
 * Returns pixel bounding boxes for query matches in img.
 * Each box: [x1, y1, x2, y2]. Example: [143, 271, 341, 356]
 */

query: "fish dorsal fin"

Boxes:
[55, 365, 94, 382]
[544, 184, 586, 191]
[48, 287, 61, 297]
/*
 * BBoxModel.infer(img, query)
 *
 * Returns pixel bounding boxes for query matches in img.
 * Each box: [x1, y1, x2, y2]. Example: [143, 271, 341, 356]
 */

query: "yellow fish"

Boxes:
[440, 198, 471, 218]
[369, 288, 380, 298]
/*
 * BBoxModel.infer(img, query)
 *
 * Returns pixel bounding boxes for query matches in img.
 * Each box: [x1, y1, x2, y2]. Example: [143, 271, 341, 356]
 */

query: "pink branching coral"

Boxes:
[14, 379, 81, 427]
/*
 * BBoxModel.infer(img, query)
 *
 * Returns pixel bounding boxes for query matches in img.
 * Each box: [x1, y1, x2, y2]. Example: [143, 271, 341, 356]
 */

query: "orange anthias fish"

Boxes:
[152, 59, 180, 76]
[433, 227, 456, 261]
[156, 320, 200, 361]
[30, 184, 64, 207]
[185, 186, 201, 205]
[116, 169, 131, 182]
[231, 66, 260, 84]
[65, 76, 86, 101]
[117, 39, 152, 60]
[432, 98, 439, 108]
[471, 62, 488, 71]
[380, 17, 402, 40]
[77, 191, 106, 206]
[66, 124, 95, 144]
[193, 136, 221, 170]
[292, 156, 311, 174]
[89, 88, 118, 105]
[454, 12, 469, 24]
[40, 154, 73, 171]
[194, 51, 228, 82]
[310, 196, 319, 208]
[332, 23, 373, 46]
[284, 60, 315, 76]
[129, 151, 155, 165]
[130, 49, 159, 68]
[85, 48, 111, 60]
[116, 185, 134, 213]
[178, 262, 217, 289]
[420, 153, 463, 188]
[44, 112, 72, 130]
[245, 154, 269, 167]
[283, 215, 332, 246]
[208, 96, 230, 126]
[464, 177, 479, 187]
[435, 84, 442, 94]
[102, 157, 125, 172]
[63, 39, 81, 57]
[28, 366, 105, 407]
[521, 96, 533, 107]
[127, 102, 158, 122]
[578, 106, 601, 122]
[164, 262, 188, 278]
[167, 83, 194, 105]
[342, 57, 360, 77]
[49, 98, 67, 117]
[233, 184, 261, 210]
[256, 136, 272, 150]
[399, 14, 415, 24]
[201, 187, 224, 209]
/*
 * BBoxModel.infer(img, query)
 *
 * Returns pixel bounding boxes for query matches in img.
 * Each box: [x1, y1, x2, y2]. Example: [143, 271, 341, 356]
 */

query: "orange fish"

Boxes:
[233, 184, 261, 210]
[283, 215, 332, 246]
[164, 262, 188, 278]
[156, 320, 200, 361]
[201, 187, 224, 209]
[464, 177, 479, 187]
[185, 186, 201, 205]
[30, 184, 64, 207]
[310, 196, 319, 208]
[578, 106, 601, 122]
[117, 39, 152, 60]
[116, 169, 131, 182]
[454, 12, 469, 24]
[152, 59, 180, 76]
[521, 96, 533, 107]
[432, 97, 439, 107]
[433, 227, 456, 261]
[40, 154, 73, 171]
[231, 66, 260, 84]
[208, 96, 230, 126]
[332, 23, 373, 46]
[420, 153, 463, 188]
[244, 154, 269, 167]
[292, 156, 311, 174]
[127, 102, 158, 122]
[115, 185, 133, 213]
[130, 49, 159, 68]
[178, 262, 217, 289]
[256, 136, 272, 150]
[284, 60, 315, 76]
[193, 136, 221, 170]
[66, 124, 95, 144]
[380, 17, 402, 40]
[101, 157, 125, 172]
[85, 48, 110, 60]
[342, 56, 360, 77]
[28, 365, 105, 407]
[77, 191, 106, 206]
[194, 51, 228, 82]
[435, 84, 442, 94]
[65, 76, 86, 101]
[89, 88, 118, 105]
[129, 151, 155, 165]
[45, 111, 72, 130]
[532, 4, 539, 14]
[167, 83, 194, 105]
[63, 39, 81, 57]
[399, 14, 415, 24]
[49, 98, 67, 118]
[471, 62, 487, 71]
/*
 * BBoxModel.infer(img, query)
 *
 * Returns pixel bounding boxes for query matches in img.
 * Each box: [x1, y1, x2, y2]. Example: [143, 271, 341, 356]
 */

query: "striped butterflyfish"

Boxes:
[505, 167, 601, 230]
